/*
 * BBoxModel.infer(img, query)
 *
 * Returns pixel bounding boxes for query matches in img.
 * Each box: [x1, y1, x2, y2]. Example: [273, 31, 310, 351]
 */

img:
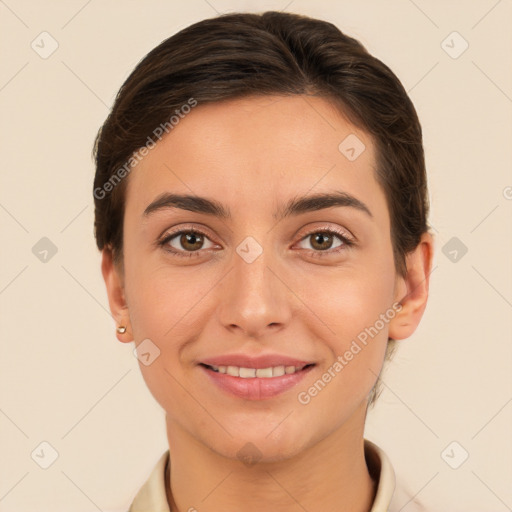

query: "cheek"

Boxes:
[298, 276, 395, 412]
[123, 264, 212, 412]
[124, 250, 214, 338]
[301, 255, 396, 340]
[299, 253, 396, 394]
[331, 279, 396, 346]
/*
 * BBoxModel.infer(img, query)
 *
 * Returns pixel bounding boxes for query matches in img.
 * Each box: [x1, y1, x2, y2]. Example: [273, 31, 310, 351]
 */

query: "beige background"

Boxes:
[1, 1, 511, 511]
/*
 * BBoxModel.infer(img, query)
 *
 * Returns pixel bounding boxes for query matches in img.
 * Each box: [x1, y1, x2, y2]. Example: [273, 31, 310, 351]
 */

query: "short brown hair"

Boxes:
[93, 11, 430, 408]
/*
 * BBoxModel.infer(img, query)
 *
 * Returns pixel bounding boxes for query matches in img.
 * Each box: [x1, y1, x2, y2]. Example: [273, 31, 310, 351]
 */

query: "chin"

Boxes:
[204, 426, 314, 465]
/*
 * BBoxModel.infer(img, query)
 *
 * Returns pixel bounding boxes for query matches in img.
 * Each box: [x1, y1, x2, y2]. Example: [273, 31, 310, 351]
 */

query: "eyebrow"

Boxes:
[143, 191, 373, 221]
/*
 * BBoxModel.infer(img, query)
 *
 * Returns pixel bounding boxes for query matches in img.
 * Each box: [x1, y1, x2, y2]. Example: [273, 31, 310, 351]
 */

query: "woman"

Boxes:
[93, 10, 433, 512]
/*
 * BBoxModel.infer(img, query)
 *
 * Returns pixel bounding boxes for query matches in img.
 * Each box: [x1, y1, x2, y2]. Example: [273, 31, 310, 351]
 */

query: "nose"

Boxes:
[215, 245, 292, 338]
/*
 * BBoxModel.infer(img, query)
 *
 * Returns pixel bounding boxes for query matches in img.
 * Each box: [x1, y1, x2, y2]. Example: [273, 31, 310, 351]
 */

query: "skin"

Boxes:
[102, 94, 434, 512]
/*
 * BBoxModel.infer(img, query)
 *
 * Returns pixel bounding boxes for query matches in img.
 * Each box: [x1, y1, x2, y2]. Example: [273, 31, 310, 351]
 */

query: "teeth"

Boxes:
[226, 365, 238, 377]
[208, 364, 306, 378]
[239, 367, 256, 378]
[256, 367, 273, 378]
[272, 365, 285, 377]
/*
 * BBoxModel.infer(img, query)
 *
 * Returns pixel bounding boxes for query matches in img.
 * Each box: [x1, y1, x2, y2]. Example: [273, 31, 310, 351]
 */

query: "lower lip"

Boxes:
[200, 364, 315, 400]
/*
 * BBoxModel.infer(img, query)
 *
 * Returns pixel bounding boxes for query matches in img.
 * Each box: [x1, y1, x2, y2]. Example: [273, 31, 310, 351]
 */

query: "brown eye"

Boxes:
[178, 232, 204, 251]
[309, 232, 336, 251]
[296, 228, 354, 256]
[160, 229, 216, 257]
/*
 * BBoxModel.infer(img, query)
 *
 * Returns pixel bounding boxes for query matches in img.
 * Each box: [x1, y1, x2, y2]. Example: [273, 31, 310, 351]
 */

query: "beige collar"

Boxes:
[129, 438, 396, 512]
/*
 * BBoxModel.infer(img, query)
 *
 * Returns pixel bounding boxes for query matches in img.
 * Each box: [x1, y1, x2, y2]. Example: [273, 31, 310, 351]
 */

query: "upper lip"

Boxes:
[200, 354, 315, 370]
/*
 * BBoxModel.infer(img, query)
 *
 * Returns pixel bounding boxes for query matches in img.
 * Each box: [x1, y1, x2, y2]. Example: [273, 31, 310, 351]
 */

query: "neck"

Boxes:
[164, 405, 377, 512]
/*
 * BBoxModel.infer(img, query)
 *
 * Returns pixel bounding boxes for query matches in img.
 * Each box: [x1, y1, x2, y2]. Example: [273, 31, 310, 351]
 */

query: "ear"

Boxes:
[388, 231, 435, 340]
[101, 248, 133, 343]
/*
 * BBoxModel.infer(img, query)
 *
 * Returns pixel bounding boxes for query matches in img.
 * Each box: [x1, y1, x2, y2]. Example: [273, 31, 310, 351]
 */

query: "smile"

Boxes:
[200, 363, 316, 400]
[204, 363, 312, 378]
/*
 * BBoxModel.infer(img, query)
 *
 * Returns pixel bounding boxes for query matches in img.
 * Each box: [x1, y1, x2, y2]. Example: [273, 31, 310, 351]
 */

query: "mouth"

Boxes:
[199, 362, 316, 400]
[200, 362, 315, 378]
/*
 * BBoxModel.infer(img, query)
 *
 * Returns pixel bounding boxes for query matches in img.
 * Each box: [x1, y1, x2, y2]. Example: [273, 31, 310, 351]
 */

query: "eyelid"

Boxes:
[157, 222, 214, 239]
[296, 223, 355, 244]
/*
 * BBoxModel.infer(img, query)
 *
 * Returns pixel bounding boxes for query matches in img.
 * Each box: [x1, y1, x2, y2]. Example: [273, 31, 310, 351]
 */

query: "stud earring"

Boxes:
[117, 325, 127, 334]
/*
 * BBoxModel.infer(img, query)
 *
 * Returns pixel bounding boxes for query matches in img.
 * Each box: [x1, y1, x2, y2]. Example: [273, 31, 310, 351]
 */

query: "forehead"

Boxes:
[124, 94, 388, 226]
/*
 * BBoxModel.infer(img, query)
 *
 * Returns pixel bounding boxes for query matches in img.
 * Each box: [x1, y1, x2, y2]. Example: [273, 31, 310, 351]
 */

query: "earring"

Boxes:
[117, 325, 127, 334]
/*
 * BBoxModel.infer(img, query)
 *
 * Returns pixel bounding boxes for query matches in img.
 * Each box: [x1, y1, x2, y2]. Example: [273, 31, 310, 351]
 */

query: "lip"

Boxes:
[200, 354, 313, 369]
[200, 364, 315, 400]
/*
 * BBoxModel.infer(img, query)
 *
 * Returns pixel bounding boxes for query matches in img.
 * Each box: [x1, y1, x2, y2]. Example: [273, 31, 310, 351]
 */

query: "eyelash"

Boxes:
[157, 226, 355, 259]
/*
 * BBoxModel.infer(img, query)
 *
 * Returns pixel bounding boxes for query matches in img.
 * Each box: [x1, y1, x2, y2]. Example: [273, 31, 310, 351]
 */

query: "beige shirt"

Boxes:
[128, 439, 396, 512]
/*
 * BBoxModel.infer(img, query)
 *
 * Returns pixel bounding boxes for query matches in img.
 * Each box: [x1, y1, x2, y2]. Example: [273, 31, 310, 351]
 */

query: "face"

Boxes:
[106, 95, 415, 462]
